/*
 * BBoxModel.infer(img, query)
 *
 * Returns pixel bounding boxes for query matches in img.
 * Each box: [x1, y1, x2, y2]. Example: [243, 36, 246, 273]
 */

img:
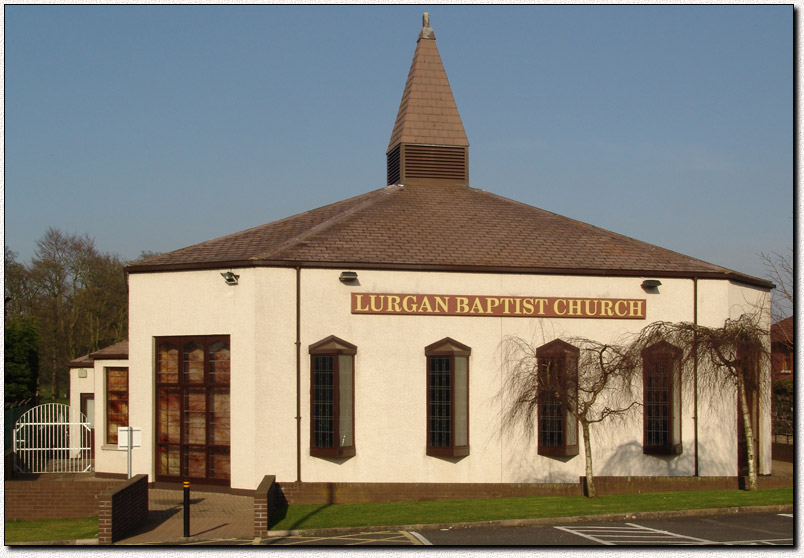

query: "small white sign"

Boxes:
[117, 427, 142, 449]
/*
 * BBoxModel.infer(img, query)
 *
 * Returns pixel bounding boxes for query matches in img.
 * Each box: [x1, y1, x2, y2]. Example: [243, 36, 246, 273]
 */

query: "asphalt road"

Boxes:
[185, 511, 794, 546]
[414, 511, 795, 546]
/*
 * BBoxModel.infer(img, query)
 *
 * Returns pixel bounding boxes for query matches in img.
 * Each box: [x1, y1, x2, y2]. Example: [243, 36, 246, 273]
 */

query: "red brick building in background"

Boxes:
[771, 316, 794, 381]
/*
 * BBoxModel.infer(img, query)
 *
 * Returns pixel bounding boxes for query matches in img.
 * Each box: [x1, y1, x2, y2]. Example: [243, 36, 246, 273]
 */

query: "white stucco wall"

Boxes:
[69, 367, 94, 416]
[122, 267, 771, 490]
[68, 367, 95, 460]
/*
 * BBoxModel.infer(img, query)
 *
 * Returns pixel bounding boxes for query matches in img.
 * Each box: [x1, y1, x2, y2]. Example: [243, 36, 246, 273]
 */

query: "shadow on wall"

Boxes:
[697, 420, 737, 476]
[597, 441, 690, 477]
[502, 429, 581, 484]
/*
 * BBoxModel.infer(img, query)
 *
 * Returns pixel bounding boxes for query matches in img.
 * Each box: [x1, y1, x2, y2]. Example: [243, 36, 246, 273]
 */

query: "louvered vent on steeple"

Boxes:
[386, 13, 469, 186]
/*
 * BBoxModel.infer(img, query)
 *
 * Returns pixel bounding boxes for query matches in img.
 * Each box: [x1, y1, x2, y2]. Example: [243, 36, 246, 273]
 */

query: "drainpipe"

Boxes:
[693, 277, 699, 477]
[295, 266, 302, 482]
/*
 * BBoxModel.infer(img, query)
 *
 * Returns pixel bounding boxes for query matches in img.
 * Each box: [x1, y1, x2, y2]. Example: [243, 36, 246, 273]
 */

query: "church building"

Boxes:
[70, 14, 772, 493]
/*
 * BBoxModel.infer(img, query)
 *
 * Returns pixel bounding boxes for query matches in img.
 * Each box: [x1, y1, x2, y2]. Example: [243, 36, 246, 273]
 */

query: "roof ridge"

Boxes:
[256, 185, 404, 260]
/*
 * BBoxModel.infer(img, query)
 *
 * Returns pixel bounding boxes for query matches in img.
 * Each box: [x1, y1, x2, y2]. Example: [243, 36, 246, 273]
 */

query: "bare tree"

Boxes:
[635, 315, 770, 491]
[7, 228, 129, 401]
[501, 314, 769, 495]
[761, 248, 793, 330]
[500, 333, 641, 498]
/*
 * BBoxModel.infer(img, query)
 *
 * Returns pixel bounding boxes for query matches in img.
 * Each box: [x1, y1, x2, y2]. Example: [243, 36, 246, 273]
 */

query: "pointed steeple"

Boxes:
[387, 13, 469, 186]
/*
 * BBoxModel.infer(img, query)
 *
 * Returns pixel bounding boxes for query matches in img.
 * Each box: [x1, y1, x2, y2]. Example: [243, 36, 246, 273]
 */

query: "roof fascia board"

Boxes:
[125, 259, 772, 289]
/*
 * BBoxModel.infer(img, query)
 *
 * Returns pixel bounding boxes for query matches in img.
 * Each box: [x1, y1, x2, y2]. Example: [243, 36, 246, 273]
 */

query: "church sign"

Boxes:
[351, 293, 646, 319]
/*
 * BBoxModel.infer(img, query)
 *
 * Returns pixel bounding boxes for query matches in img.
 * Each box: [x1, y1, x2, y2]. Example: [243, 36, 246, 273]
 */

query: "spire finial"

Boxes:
[419, 12, 435, 40]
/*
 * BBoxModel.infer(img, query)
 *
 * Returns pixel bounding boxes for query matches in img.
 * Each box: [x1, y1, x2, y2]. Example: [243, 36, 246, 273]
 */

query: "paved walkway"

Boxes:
[119, 489, 254, 544]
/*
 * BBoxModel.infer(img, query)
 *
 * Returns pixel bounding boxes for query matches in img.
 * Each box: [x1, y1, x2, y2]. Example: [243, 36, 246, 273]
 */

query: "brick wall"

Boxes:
[277, 481, 582, 505]
[253, 475, 278, 537]
[593, 475, 792, 494]
[4, 477, 121, 520]
[97, 474, 149, 545]
[772, 442, 794, 463]
[275, 476, 794, 506]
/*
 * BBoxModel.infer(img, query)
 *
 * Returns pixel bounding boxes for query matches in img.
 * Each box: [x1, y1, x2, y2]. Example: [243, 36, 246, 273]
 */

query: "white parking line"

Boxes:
[407, 531, 433, 545]
[720, 538, 794, 546]
[555, 523, 715, 545]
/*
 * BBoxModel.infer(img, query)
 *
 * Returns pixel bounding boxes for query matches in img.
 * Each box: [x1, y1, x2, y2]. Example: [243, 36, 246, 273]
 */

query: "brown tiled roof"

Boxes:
[387, 20, 468, 151]
[89, 340, 129, 360]
[127, 182, 770, 287]
[68, 353, 94, 369]
[68, 340, 128, 368]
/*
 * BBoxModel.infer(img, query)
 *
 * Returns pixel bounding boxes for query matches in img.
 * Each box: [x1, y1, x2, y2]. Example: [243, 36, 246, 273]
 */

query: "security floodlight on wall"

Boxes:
[339, 271, 358, 284]
[641, 279, 662, 290]
[221, 271, 240, 285]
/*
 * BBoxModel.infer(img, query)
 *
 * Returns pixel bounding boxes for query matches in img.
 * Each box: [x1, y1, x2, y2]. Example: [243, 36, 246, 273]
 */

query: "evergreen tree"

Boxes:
[4, 318, 40, 404]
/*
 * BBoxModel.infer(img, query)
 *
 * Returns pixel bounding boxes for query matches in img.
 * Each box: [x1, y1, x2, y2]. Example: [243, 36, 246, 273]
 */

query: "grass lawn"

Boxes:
[269, 488, 794, 531]
[4, 488, 792, 541]
[4, 516, 98, 544]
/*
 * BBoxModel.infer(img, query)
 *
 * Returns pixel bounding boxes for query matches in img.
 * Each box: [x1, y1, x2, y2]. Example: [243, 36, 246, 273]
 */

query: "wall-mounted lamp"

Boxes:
[339, 271, 358, 284]
[221, 271, 240, 285]
[641, 279, 662, 290]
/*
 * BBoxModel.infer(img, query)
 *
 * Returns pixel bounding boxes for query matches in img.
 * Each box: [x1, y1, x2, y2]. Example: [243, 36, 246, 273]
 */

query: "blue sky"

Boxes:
[4, 4, 793, 282]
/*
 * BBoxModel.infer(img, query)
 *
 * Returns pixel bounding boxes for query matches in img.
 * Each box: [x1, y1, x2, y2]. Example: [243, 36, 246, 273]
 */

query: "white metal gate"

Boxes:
[13, 403, 93, 473]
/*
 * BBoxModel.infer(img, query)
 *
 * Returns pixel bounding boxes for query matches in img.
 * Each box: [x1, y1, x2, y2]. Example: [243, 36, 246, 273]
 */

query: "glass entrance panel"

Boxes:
[158, 388, 181, 444]
[156, 336, 230, 485]
[184, 390, 207, 445]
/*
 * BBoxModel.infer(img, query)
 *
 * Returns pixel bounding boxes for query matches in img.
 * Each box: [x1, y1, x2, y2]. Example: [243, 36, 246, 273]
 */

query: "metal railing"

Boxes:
[13, 403, 93, 473]
[5, 400, 35, 454]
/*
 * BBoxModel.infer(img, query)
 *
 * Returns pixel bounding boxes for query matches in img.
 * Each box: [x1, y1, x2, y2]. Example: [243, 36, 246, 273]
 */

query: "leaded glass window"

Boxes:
[642, 341, 682, 455]
[309, 336, 356, 458]
[536, 340, 579, 458]
[425, 338, 470, 458]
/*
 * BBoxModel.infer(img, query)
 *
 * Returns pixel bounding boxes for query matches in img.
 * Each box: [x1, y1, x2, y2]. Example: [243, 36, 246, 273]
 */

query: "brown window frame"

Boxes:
[105, 367, 128, 445]
[309, 336, 357, 459]
[425, 337, 470, 458]
[155, 335, 231, 485]
[642, 341, 683, 455]
[536, 340, 579, 458]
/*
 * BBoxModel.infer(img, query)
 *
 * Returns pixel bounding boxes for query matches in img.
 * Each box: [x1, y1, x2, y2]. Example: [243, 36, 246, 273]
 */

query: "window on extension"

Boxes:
[106, 367, 129, 445]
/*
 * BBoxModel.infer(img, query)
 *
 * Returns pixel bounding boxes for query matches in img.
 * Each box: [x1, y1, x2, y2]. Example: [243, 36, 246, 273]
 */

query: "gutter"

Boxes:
[124, 260, 775, 291]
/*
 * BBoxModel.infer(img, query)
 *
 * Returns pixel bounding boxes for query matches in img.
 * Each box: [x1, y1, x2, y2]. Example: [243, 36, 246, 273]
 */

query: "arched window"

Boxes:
[425, 338, 470, 458]
[536, 340, 579, 457]
[309, 336, 357, 458]
[642, 341, 682, 455]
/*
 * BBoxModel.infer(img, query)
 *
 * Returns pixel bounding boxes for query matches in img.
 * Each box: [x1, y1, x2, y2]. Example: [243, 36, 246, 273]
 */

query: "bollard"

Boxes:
[183, 480, 190, 537]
